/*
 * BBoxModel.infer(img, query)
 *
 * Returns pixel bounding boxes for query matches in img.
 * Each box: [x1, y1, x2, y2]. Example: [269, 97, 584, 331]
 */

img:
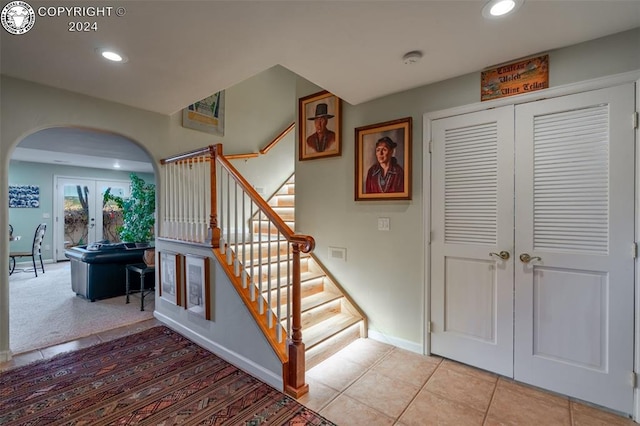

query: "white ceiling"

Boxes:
[3, 1, 639, 171]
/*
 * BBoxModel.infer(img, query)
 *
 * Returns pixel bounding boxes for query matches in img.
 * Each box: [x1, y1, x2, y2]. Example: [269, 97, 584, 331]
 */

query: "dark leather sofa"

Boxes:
[65, 243, 154, 302]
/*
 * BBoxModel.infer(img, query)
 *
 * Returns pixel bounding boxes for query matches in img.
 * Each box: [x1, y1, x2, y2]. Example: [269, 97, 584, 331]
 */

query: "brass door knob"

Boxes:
[519, 253, 542, 263]
[490, 251, 510, 260]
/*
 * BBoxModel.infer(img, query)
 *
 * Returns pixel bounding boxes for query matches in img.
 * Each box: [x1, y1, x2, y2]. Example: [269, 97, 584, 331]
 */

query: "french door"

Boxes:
[430, 83, 635, 413]
[55, 177, 130, 260]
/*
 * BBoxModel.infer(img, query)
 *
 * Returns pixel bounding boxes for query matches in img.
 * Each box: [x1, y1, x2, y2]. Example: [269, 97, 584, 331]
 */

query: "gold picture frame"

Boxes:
[355, 117, 412, 201]
[299, 90, 341, 161]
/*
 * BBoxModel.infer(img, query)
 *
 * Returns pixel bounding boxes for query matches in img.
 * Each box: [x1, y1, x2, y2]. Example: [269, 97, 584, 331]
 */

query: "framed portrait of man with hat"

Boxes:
[299, 90, 342, 160]
[355, 117, 412, 201]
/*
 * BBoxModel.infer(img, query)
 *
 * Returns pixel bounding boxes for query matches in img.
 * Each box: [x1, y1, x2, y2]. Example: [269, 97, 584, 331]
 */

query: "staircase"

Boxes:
[249, 175, 367, 369]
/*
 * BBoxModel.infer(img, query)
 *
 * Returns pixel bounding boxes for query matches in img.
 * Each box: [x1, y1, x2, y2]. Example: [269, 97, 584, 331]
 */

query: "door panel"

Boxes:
[431, 105, 515, 377]
[56, 178, 95, 260]
[514, 84, 635, 413]
[96, 180, 129, 243]
[55, 178, 130, 260]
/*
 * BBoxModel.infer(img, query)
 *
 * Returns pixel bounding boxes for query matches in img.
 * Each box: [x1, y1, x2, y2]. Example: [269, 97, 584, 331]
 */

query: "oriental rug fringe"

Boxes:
[0, 326, 335, 426]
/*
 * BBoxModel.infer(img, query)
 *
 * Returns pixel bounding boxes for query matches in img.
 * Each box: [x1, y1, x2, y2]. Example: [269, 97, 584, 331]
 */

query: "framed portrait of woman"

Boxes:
[299, 90, 342, 161]
[355, 117, 412, 201]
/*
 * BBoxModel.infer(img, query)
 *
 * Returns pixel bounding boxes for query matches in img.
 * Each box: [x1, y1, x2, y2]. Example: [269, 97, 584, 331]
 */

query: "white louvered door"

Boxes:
[430, 105, 515, 376]
[430, 83, 635, 414]
[513, 84, 635, 413]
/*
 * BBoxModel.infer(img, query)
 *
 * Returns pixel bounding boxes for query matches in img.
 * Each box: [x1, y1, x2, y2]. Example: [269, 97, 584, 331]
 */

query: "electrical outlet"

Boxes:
[378, 217, 390, 231]
[42, 212, 50, 219]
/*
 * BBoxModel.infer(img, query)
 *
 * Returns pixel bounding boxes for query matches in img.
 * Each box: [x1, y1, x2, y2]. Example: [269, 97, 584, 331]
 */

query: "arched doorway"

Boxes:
[8, 126, 157, 355]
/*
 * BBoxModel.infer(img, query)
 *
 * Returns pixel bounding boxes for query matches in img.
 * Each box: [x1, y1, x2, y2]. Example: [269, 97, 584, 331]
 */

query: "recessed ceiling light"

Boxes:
[113, 162, 121, 169]
[482, 0, 524, 18]
[96, 48, 128, 63]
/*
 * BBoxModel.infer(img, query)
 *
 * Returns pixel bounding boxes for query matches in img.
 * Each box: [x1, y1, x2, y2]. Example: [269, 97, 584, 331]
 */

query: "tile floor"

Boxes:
[1, 321, 635, 425]
[301, 338, 635, 426]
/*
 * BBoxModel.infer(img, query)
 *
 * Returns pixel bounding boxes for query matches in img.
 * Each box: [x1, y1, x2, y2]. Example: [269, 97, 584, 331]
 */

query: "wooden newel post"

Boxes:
[285, 242, 308, 397]
[209, 144, 221, 248]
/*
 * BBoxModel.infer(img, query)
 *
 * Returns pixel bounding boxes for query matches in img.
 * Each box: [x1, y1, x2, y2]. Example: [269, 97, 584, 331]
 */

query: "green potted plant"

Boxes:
[104, 173, 156, 264]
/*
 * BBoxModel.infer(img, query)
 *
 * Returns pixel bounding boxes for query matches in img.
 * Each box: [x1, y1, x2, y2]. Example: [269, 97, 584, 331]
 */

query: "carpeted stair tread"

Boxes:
[240, 248, 309, 267]
[274, 290, 342, 320]
[246, 172, 365, 372]
[303, 313, 362, 349]
[267, 207, 295, 221]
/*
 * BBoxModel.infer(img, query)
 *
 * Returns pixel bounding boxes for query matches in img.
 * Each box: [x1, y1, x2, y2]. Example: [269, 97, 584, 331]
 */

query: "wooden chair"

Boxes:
[10, 223, 47, 277]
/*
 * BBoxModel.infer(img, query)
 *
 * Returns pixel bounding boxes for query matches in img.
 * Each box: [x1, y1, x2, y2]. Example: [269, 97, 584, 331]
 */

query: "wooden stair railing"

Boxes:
[159, 143, 314, 398]
[223, 122, 295, 161]
[260, 122, 295, 155]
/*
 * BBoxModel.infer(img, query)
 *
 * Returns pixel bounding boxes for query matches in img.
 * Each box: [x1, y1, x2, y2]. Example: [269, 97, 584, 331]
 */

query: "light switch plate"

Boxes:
[378, 217, 390, 231]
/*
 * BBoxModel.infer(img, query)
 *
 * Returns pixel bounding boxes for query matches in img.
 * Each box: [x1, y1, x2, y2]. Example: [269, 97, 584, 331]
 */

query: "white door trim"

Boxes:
[423, 69, 640, 420]
[634, 76, 640, 423]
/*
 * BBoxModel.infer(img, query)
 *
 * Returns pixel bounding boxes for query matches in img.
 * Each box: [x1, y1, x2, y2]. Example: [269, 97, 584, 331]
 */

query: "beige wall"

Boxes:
[295, 28, 640, 350]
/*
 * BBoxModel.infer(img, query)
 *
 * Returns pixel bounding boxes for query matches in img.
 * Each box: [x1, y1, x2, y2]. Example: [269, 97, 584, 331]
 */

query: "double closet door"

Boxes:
[430, 84, 635, 414]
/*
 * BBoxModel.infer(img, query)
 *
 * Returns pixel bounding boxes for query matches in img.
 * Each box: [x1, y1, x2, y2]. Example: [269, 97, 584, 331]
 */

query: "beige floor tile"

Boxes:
[297, 377, 340, 412]
[345, 370, 420, 419]
[497, 378, 568, 407]
[570, 401, 634, 426]
[440, 358, 498, 383]
[398, 388, 485, 426]
[332, 338, 395, 368]
[96, 318, 162, 342]
[307, 355, 369, 391]
[0, 349, 44, 372]
[424, 363, 497, 412]
[39, 334, 102, 359]
[320, 394, 395, 426]
[372, 348, 442, 387]
[486, 379, 570, 425]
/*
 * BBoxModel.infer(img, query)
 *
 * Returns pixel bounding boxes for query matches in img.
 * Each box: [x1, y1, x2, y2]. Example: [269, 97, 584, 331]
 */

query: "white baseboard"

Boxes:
[154, 312, 283, 391]
[0, 350, 12, 363]
[367, 328, 423, 355]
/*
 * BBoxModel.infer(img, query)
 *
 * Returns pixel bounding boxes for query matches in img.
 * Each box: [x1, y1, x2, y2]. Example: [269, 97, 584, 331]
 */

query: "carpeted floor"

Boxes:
[0, 325, 335, 425]
[9, 262, 154, 354]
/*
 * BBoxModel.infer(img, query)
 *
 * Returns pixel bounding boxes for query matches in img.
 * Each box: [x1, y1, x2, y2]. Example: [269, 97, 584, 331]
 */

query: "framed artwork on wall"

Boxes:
[159, 251, 182, 306]
[182, 90, 225, 136]
[185, 254, 211, 320]
[355, 117, 412, 201]
[298, 90, 341, 161]
[9, 185, 40, 208]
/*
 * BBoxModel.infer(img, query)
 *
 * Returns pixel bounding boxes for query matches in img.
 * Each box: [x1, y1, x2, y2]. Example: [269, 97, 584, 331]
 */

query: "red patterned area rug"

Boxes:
[0, 326, 336, 425]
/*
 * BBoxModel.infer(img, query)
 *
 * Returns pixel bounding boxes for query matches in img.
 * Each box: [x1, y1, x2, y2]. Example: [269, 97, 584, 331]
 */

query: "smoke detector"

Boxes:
[402, 51, 423, 65]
